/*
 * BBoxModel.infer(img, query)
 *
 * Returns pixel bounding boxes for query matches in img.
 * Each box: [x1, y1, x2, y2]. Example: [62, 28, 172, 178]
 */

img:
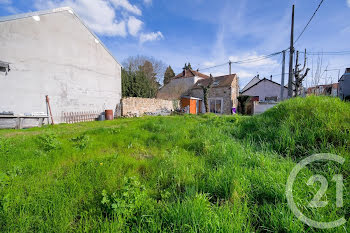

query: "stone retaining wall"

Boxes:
[121, 97, 178, 117]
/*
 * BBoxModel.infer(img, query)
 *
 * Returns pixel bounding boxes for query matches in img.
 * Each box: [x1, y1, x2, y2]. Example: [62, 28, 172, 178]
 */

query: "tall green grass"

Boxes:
[0, 96, 348, 232]
[233, 96, 350, 159]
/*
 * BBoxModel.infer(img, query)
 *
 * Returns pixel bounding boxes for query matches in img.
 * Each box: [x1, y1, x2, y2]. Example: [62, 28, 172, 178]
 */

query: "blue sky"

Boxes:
[1, 0, 350, 87]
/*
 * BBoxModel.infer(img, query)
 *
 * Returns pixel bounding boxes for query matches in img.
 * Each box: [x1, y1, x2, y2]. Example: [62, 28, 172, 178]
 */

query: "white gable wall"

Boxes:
[0, 10, 121, 123]
[241, 76, 260, 92]
[242, 79, 288, 101]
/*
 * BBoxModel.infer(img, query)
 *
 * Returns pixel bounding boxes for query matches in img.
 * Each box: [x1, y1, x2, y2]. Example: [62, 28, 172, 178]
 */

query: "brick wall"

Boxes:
[121, 97, 178, 117]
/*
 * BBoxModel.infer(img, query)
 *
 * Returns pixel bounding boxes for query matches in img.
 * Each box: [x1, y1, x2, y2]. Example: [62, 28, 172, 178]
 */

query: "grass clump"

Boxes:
[233, 96, 350, 158]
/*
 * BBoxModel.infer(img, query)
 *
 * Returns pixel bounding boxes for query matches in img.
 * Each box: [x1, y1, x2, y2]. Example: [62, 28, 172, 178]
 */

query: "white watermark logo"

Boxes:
[286, 153, 346, 229]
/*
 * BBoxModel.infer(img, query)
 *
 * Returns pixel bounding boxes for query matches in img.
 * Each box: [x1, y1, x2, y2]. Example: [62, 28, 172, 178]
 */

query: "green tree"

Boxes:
[122, 68, 159, 98]
[163, 66, 175, 85]
[122, 55, 164, 98]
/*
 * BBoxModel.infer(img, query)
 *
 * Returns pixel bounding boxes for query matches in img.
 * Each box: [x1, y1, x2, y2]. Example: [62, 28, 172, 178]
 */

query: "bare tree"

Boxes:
[309, 53, 325, 87]
[122, 55, 167, 84]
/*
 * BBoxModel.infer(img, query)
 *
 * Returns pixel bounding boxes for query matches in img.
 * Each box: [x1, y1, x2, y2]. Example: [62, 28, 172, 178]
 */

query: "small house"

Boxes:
[157, 65, 209, 100]
[307, 83, 339, 97]
[241, 76, 288, 102]
[240, 76, 288, 115]
[182, 74, 239, 114]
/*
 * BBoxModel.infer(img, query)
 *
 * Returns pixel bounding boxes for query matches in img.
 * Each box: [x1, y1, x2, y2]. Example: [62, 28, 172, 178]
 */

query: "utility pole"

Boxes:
[280, 50, 286, 101]
[229, 60, 232, 75]
[288, 4, 295, 98]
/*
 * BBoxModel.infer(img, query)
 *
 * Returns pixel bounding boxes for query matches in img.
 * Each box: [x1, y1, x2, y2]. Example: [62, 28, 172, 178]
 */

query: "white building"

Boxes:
[241, 76, 288, 102]
[0, 7, 122, 124]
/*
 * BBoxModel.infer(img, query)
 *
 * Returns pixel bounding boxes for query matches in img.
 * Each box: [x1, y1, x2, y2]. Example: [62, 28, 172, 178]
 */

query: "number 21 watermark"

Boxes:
[286, 153, 346, 229]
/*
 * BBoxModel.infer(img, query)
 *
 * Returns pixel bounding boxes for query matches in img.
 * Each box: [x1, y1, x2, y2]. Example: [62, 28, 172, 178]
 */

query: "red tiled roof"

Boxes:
[174, 69, 209, 79]
[191, 74, 237, 89]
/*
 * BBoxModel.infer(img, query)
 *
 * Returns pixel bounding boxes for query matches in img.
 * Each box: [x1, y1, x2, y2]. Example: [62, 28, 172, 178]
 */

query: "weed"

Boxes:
[37, 132, 61, 152]
[71, 134, 90, 150]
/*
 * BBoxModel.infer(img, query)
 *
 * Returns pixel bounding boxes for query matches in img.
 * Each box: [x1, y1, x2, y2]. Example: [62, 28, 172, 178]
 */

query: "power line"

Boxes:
[198, 62, 229, 71]
[232, 52, 282, 64]
[198, 51, 282, 71]
[294, 0, 325, 44]
[299, 50, 350, 55]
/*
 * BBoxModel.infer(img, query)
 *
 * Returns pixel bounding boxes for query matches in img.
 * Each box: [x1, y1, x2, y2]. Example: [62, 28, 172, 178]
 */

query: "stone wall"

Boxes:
[121, 97, 177, 117]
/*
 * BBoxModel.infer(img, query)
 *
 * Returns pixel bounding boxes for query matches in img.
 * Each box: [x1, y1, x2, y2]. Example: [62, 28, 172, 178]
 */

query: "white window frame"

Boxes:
[208, 98, 223, 114]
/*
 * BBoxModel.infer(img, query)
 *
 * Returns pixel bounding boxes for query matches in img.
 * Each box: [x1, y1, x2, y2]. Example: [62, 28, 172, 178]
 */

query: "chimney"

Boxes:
[270, 75, 273, 81]
[345, 68, 350, 73]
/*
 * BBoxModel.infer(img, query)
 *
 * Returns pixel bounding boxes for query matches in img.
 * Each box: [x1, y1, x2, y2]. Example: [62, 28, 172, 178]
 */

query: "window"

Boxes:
[212, 81, 220, 86]
[209, 98, 223, 114]
[265, 96, 278, 102]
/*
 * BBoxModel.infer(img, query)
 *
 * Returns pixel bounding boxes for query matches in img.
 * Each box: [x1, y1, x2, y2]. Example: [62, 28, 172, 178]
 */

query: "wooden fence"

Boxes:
[62, 111, 100, 124]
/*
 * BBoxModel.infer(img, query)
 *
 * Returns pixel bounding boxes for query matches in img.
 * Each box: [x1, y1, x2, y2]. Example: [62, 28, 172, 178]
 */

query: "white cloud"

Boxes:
[229, 52, 279, 68]
[203, 71, 226, 77]
[236, 70, 255, 79]
[203, 61, 215, 67]
[140, 31, 164, 43]
[33, 0, 162, 40]
[34, 0, 127, 37]
[110, 0, 141, 16]
[347, 0, 350, 7]
[143, 0, 152, 5]
[128, 16, 143, 36]
[340, 26, 350, 34]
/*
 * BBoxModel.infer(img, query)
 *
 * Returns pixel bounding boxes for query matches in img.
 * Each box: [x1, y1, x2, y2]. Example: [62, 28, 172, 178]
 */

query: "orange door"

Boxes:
[189, 99, 197, 114]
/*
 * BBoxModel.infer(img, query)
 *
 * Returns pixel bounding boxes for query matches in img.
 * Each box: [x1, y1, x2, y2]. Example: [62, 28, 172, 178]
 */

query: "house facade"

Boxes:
[157, 66, 209, 100]
[157, 66, 239, 115]
[307, 83, 339, 97]
[182, 74, 239, 114]
[0, 7, 122, 124]
[241, 76, 288, 102]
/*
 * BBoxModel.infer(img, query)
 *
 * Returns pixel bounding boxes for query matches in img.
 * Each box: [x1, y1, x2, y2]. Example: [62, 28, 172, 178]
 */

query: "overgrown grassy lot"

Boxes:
[0, 96, 349, 232]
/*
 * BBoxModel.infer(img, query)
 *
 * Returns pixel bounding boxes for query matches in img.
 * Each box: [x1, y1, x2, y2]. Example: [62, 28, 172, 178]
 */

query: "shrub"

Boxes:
[0, 137, 11, 155]
[37, 133, 61, 152]
[70, 134, 90, 150]
[101, 177, 157, 228]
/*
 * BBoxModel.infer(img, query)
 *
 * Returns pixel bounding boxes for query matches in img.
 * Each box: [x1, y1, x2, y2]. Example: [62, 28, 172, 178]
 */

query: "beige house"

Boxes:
[184, 74, 239, 114]
[158, 65, 239, 114]
[157, 67, 209, 100]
